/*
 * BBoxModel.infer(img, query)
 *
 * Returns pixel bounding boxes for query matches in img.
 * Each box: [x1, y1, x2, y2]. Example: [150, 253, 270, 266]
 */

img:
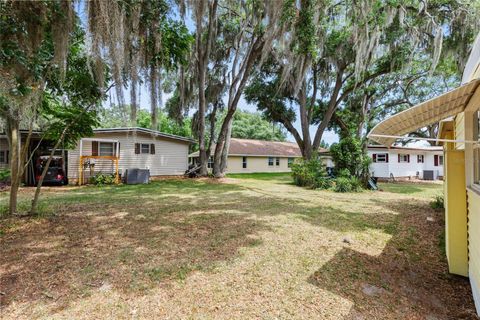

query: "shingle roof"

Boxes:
[228, 138, 302, 156]
[189, 138, 325, 157]
[93, 127, 195, 143]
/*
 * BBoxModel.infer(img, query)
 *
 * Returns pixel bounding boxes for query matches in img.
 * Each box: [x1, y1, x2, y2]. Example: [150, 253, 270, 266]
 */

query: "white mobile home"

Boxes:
[68, 127, 194, 184]
[368, 145, 444, 180]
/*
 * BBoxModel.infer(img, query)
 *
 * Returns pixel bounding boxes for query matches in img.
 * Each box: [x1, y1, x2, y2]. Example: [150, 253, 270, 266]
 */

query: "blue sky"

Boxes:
[77, 2, 339, 145]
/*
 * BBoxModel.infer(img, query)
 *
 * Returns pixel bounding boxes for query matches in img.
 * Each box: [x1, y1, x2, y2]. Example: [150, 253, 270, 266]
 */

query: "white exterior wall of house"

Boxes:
[368, 148, 444, 180]
[68, 131, 190, 181]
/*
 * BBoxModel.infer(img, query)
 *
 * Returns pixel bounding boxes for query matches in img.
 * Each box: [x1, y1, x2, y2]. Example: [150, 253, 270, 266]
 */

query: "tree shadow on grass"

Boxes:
[0, 181, 273, 313]
[307, 199, 477, 319]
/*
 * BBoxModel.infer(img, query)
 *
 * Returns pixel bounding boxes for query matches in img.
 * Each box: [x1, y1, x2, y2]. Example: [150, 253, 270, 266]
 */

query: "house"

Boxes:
[368, 32, 480, 314]
[189, 138, 332, 174]
[68, 127, 194, 184]
[0, 127, 194, 185]
[368, 145, 444, 180]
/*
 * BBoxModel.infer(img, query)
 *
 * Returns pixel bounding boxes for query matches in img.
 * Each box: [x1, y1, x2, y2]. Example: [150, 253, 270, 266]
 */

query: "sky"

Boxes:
[127, 84, 340, 145]
[75, 2, 340, 146]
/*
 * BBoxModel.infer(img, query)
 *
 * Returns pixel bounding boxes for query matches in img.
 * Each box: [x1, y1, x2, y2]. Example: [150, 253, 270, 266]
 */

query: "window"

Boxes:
[373, 153, 388, 163]
[268, 157, 274, 166]
[288, 158, 294, 168]
[242, 156, 247, 169]
[417, 155, 424, 163]
[398, 154, 409, 163]
[0, 150, 5, 163]
[99, 142, 114, 156]
[141, 143, 150, 154]
[276, 157, 280, 166]
[434, 155, 444, 166]
[135, 143, 155, 155]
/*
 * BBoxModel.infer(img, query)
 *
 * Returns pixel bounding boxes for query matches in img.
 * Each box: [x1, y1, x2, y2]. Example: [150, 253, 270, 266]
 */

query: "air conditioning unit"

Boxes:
[124, 169, 150, 184]
[423, 170, 434, 181]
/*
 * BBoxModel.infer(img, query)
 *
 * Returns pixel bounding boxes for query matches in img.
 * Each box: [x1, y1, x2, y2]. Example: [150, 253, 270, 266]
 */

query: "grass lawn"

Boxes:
[378, 181, 444, 199]
[0, 177, 477, 319]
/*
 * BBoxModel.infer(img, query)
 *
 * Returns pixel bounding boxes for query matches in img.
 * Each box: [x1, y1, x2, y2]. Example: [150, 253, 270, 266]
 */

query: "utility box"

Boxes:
[125, 169, 150, 184]
[423, 170, 434, 180]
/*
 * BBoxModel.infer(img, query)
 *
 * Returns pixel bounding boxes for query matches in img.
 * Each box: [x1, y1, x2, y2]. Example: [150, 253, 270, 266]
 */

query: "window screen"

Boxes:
[99, 142, 114, 156]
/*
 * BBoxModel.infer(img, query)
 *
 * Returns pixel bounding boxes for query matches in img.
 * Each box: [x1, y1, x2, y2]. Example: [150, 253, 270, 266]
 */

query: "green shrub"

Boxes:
[89, 173, 116, 186]
[337, 168, 351, 178]
[0, 169, 10, 182]
[313, 177, 334, 190]
[334, 177, 352, 192]
[349, 176, 362, 192]
[430, 194, 444, 210]
[291, 155, 330, 189]
[333, 176, 363, 193]
[330, 137, 372, 186]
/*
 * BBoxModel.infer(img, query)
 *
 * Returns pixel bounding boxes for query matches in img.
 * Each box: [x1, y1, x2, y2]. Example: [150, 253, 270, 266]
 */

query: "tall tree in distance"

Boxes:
[211, 0, 288, 177]
[192, 0, 219, 176]
[227, 110, 287, 142]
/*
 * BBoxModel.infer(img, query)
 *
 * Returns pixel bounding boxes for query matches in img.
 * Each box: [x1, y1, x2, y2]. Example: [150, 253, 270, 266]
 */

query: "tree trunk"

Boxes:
[298, 81, 312, 159]
[130, 78, 138, 125]
[219, 117, 233, 174]
[197, 63, 208, 176]
[30, 135, 64, 214]
[7, 120, 20, 216]
[312, 70, 344, 151]
[150, 65, 158, 130]
[206, 101, 219, 158]
[196, 0, 218, 177]
[212, 38, 264, 177]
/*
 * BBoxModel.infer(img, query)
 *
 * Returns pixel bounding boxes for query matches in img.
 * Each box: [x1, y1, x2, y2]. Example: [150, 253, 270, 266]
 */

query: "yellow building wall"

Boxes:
[455, 112, 466, 150]
[468, 189, 480, 313]
[443, 148, 468, 276]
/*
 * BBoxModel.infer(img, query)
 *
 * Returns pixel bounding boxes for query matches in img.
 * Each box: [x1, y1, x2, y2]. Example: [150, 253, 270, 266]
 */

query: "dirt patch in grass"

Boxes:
[310, 199, 476, 319]
[0, 178, 477, 319]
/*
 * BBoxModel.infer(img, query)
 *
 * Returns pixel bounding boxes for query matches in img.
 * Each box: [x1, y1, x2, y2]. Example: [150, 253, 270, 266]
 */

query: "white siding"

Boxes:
[68, 131, 189, 179]
[368, 148, 443, 179]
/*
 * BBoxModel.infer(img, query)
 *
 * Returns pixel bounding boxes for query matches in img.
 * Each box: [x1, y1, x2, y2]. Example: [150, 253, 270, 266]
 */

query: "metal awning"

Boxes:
[368, 79, 480, 146]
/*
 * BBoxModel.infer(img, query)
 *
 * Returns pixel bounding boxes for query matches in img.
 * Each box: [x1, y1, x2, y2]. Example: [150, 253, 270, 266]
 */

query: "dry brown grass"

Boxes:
[0, 176, 477, 319]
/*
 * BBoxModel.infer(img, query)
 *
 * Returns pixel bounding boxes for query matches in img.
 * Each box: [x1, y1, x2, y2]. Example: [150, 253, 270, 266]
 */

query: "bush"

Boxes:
[430, 194, 444, 210]
[313, 177, 334, 190]
[0, 169, 10, 182]
[333, 176, 362, 193]
[330, 137, 372, 187]
[291, 155, 330, 189]
[349, 176, 362, 192]
[89, 173, 116, 186]
[334, 177, 352, 192]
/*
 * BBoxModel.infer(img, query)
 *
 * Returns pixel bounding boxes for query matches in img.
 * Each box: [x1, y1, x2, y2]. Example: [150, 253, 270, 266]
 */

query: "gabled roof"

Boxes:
[227, 138, 304, 156]
[189, 138, 322, 157]
[93, 127, 195, 143]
